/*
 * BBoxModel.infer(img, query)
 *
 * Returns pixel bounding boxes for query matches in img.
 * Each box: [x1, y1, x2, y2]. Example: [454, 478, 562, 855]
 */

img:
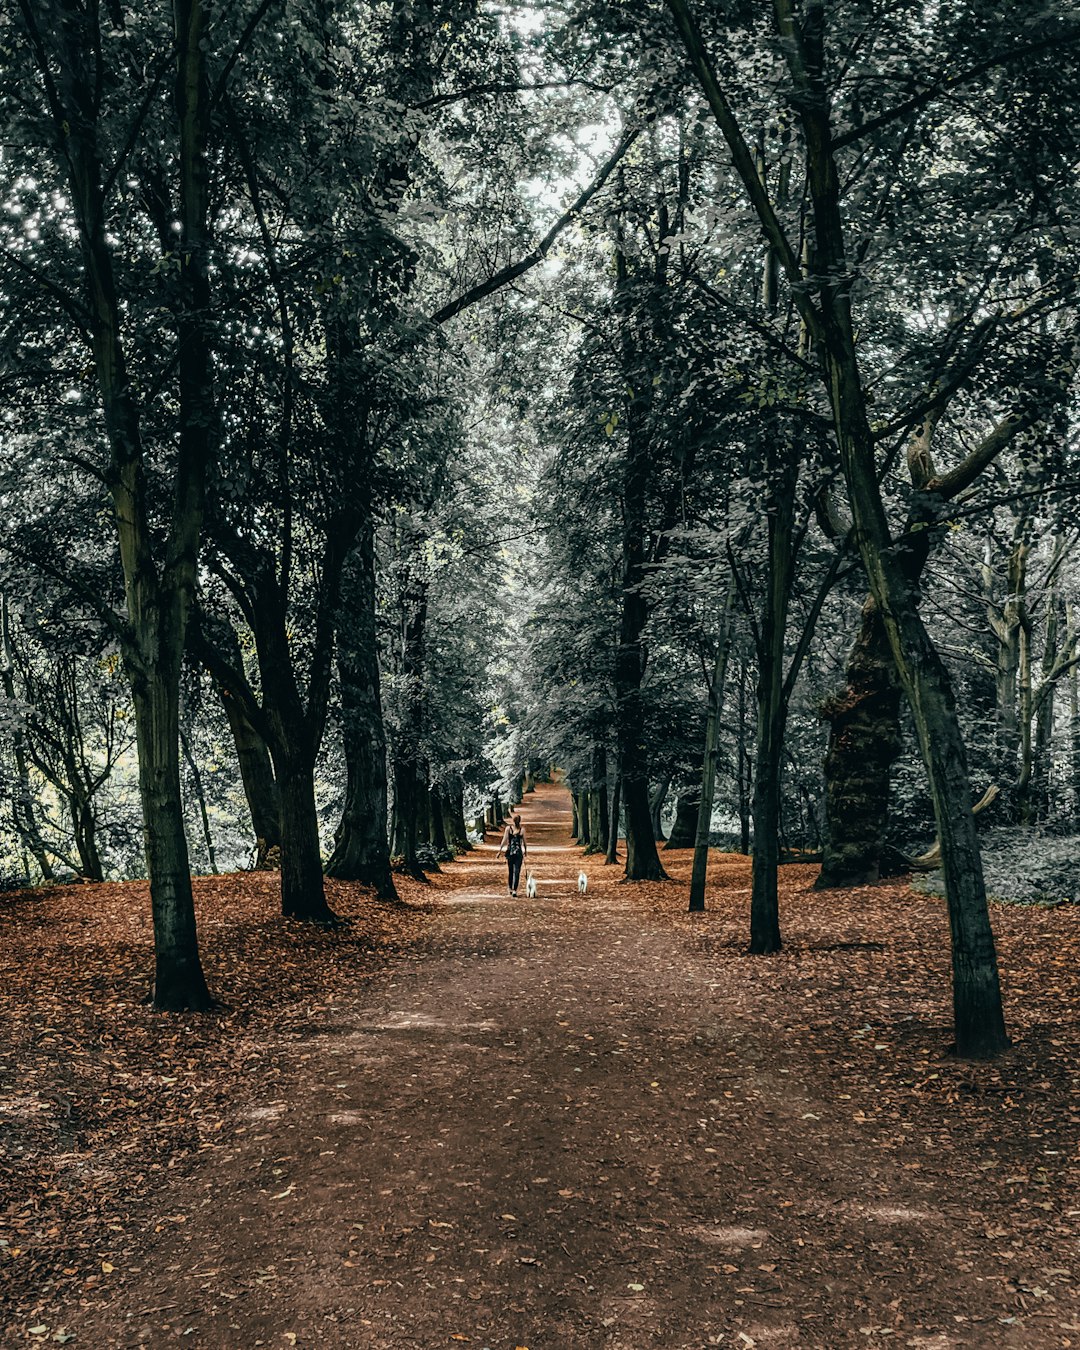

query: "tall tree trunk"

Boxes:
[665, 791, 699, 849]
[220, 686, 280, 868]
[736, 661, 751, 855]
[211, 622, 280, 867]
[0, 597, 54, 882]
[180, 724, 218, 875]
[132, 665, 212, 1008]
[576, 792, 591, 848]
[689, 601, 733, 911]
[749, 458, 796, 955]
[38, 0, 215, 1006]
[275, 744, 330, 920]
[649, 773, 671, 841]
[816, 599, 902, 887]
[613, 240, 667, 882]
[800, 59, 1007, 1055]
[605, 776, 622, 865]
[591, 744, 610, 854]
[667, 0, 1010, 1054]
[71, 795, 104, 883]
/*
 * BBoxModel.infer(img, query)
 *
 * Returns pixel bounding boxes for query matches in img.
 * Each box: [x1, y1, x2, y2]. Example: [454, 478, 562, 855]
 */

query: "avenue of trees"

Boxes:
[1, 0, 1079, 1057]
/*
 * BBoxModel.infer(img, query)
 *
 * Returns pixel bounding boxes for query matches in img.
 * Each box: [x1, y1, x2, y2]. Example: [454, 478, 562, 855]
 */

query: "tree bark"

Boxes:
[689, 602, 733, 911]
[796, 33, 1007, 1054]
[23, 0, 216, 1006]
[749, 449, 797, 954]
[649, 773, 671, 842]
[276, 746, 330, 920]
[180, 723, 218, 875]
[220, 685, 280, 868]
[605, 776, 622, 865]
[665, 792, 699, 849]
[132, 665, 212, 1008]
[816, 599, 902, 887]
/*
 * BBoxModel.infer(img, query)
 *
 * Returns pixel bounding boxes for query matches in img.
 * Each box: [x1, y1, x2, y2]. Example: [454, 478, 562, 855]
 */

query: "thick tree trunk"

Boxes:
[446, 777, 471, 851]
[430, 784, 450, 857]
[391, 756, 424, 877]
[665, 791, 699, 849]
[275, 745, 333, 921]
[816, 598, 902, 887]
[576, 792, 591, 849]
[132, 666, 212, 1009]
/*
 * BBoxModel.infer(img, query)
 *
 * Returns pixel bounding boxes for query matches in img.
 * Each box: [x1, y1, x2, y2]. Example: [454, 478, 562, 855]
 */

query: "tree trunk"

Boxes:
[416, 779, 432, 845]
[649, 774, 671, 841]
[736, 661, 751, 855]
[391, 756, 424, 877]
[274, 745, 332, 921]
[591, 744, 610, 855]
[180, 723, 218, 875]
[665, 0, 1009, 1054]
[132, 666, 212, 1009]
[220, 684, 280, 868]
[665, 792, 699, 849]
[1070, 601, 1080, 825]
[446, 777, 471, 851]
[576, 791, 591, 848]
[430, 784, 450, 857]
[804, 84, 1007, 1055]
[816, 599, 902, 887]
[689, 604, 733, 911]
[613, 239, 666, 883]
[71, 795, 104, 882]
[749, 452, 796, 955]
[0, 597, 54, 883]
[605, 777, 622, 864]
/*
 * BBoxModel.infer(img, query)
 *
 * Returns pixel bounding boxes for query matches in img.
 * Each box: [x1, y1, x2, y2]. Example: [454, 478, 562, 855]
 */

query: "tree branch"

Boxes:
[428, 125, 641, 325]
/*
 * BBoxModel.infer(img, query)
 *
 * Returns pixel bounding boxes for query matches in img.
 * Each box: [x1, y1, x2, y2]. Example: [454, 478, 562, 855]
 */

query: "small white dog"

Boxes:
[525, 871, 537, 898]
[577, 871, 588, 895]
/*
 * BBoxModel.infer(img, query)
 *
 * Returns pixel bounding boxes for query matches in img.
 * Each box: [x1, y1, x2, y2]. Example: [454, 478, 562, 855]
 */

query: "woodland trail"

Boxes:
[11, 783, 1080, 1348]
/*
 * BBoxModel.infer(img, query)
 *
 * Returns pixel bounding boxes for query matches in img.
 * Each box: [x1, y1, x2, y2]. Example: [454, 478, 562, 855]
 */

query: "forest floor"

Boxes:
[2, 785, 1080, 1349]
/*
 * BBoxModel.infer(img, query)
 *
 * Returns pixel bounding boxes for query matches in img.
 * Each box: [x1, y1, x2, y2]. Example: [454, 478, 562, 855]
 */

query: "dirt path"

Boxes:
[20, 784, 1080, 1348]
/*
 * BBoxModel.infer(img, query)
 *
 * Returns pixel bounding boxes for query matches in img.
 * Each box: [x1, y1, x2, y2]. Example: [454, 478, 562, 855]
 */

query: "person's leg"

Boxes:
[510, 855, 522, 895]
[506, 857, 515, 895]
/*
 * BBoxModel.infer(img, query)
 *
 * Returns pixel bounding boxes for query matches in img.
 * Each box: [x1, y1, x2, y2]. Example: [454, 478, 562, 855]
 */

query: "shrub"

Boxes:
[914, 828, 1079, 907]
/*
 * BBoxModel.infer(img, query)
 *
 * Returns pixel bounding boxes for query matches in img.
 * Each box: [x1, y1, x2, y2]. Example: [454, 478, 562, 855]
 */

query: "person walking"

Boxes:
[497, 812, 527, 897]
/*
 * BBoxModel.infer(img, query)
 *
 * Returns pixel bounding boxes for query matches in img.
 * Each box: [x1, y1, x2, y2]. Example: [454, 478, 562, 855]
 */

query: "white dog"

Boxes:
[525, 871, 537, 898]
[577, 871, 588, 895]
